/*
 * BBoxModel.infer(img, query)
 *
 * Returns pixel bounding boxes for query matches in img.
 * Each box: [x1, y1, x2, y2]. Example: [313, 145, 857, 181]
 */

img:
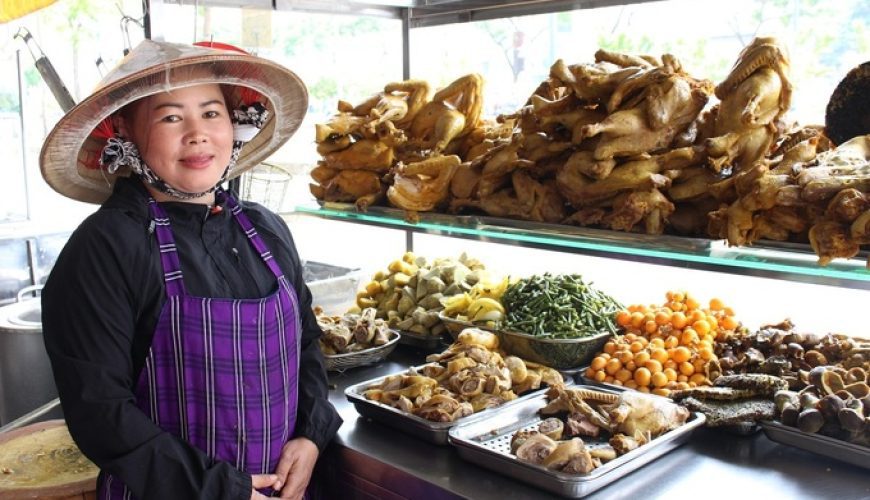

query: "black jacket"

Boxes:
[42, 176, 341, 500]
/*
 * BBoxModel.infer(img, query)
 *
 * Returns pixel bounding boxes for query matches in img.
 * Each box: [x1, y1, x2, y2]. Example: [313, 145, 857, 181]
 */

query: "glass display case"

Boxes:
[157, 0, 865, 332]
[295, 202, 870, 289]
[3, 2, 867, 498]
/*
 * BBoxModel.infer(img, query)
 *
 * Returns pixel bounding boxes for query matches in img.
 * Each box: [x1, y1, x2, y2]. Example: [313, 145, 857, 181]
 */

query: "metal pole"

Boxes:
[144, 0, 152, 39]
[0, 398, 61, 433]
[147, 0, 165, 41]
[16, 50, 32, 222]
[401, 8, 410, 80]
[26, 239, 37, 287]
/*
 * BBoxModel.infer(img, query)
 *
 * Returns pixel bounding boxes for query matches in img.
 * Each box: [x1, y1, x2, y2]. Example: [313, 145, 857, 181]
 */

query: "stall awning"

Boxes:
[0, 0, 57, 23]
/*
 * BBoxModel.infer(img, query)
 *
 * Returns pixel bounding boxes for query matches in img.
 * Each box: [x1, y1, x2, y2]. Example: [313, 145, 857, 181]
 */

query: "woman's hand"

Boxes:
[273, 437, 319, 499]
[250, 474, 278, 500]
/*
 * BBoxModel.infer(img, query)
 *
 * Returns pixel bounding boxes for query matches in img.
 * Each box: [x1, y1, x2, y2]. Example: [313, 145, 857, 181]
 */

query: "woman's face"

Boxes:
[126, 83, 234, 199]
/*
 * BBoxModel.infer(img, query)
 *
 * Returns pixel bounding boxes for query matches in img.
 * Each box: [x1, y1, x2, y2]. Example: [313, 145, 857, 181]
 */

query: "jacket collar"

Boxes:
[101, 176, 229, 223]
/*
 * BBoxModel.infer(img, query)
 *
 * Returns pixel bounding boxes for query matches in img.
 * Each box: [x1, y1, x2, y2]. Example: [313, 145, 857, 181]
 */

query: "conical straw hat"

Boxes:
[40, 39, 307, 203]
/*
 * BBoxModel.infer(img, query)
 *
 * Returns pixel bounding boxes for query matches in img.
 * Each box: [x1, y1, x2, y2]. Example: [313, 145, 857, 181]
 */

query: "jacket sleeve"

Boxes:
[41, 213, 252, 500]
[260, 211, 343, 452]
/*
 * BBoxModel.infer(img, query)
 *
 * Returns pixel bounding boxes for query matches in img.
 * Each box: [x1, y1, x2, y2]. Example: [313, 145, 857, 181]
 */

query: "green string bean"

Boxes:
[502, 273, 622, 339]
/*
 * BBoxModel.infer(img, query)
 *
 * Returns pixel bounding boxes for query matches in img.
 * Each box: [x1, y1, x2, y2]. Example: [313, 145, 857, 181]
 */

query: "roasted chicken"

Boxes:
[311, 40, 868, 267]
[387, 155, 461, 212]
[309, 167, 385, 210]
[706, 37, 793, 173]
[578, 55, 713, 160]
[407, 74, 484, 154]
[452, 170, 566, 223]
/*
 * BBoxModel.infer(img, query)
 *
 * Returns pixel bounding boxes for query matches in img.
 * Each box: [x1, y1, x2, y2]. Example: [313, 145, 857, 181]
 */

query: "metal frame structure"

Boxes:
[143, 0, 870, 290]
[146, 0, 660, 76]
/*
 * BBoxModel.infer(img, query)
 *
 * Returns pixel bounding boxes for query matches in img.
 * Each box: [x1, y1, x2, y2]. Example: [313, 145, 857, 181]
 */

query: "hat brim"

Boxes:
[40, 40, 307, 204]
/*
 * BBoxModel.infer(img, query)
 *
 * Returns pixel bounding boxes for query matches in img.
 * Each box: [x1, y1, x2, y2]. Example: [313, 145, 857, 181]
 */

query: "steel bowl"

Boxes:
[497, 329, 613, 370]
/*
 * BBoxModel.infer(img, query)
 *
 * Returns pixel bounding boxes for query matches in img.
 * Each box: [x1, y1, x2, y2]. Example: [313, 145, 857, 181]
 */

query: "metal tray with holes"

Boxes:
[760, 420, 870, 469]
[577, 370, 760, 436]
[448, 385, 705, 498]
[345, 365, 572, 445]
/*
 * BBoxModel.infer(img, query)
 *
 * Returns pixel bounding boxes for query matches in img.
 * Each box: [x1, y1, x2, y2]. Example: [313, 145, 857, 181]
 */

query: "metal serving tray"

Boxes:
[448, 385, 705, 498]
[760, 420, 870, 469]
[577, 369, 759, 435]
[345, 366, 571, 445]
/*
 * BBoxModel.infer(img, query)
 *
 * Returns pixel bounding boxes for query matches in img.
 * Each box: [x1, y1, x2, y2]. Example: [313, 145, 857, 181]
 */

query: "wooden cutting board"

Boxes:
[0, 420, 98, 499]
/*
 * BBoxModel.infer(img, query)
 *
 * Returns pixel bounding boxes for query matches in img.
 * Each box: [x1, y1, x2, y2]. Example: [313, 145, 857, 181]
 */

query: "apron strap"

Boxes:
[147, 198, 186, 297]
[219, 190, 286, 281]
[147, 191, 285, 296]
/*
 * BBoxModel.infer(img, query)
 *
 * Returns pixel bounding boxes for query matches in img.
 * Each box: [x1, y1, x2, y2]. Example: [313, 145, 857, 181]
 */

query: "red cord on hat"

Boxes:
[93, 116, 116, 140]
[194, 41, 248, 54]
[194, 41, 263, 106]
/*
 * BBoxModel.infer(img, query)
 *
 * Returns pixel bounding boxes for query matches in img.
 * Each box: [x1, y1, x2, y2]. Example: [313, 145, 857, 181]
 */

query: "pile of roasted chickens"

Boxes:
[310, 74, 513, 212]
[511, 385, 690, 473]
[709, 134, 870, 265]
[311, 38, 870, 266]
[363, 328, 563, 422]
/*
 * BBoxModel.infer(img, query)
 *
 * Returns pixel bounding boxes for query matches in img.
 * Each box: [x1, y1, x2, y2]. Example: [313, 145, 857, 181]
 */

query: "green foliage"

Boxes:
[338, 17, 380, 36]
[755, 0, 846, 79]
[0, 93, 20, 113]
[853, 20, 870, 54]
[555, 12, 571, 32]
[597, 33, 655, 54]
[309, 77, 338, 102]
[23, 67, 40, 88]
[282, 16, 384, 58]
[43, 0, 104, 47]
[481, 21, 510, 47]
[589, 0, 862, 89]
[282, 22, 323, 56]
[770, 0, 824, 27]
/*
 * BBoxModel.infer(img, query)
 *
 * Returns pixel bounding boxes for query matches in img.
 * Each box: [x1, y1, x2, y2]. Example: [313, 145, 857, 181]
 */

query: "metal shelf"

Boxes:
[175, 0, 659, 25]
[292, 202, 870, 290]
[406, 0, 657, 28]
[159, 0, 868, 291]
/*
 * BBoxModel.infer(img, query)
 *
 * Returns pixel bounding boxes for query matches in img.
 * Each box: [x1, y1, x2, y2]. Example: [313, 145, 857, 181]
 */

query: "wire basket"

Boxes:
[323, 329, 401, 372]
[240, 162, 293, 212]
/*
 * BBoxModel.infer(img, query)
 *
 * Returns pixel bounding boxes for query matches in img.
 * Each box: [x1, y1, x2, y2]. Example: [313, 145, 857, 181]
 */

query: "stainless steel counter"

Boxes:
[320, 344, 870, 499]
[4, 343, 867, 498]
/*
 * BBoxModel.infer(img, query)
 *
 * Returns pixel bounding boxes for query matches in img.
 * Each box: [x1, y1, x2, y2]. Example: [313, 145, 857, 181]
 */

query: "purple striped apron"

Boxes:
[99, 191, 301, 499]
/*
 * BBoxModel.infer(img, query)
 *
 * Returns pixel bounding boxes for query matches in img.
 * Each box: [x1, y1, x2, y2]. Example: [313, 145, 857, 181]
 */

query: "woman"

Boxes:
[40, 40, 341, 500]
